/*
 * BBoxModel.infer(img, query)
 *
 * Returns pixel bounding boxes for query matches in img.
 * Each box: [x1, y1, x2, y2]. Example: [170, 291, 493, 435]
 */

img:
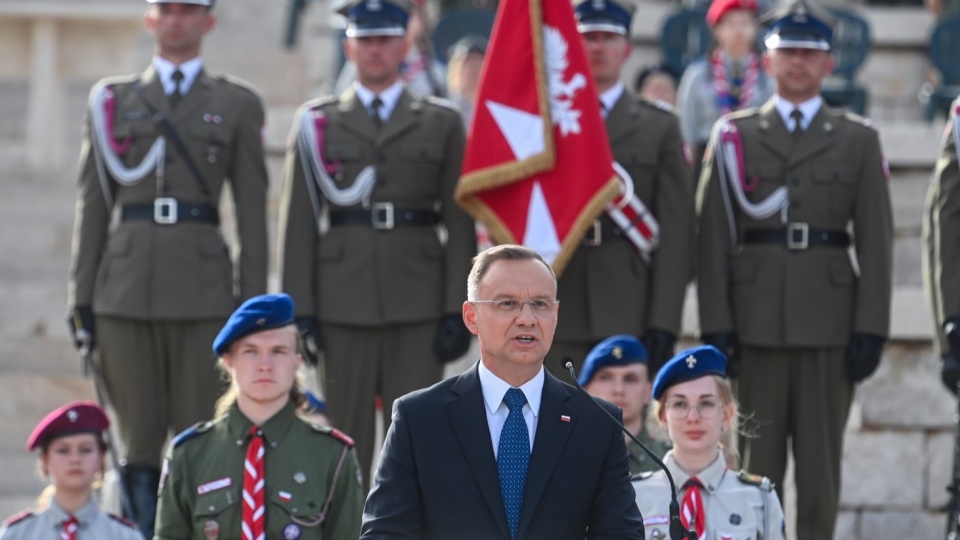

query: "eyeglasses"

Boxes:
[664, 398, 722, 420]
[471, 299, 559, 315]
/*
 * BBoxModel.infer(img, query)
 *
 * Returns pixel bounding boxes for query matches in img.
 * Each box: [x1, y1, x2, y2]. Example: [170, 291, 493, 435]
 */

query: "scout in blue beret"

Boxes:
[634, 345, 786, 540]
[574, 0, 635, 36]
[0, 402, 142, 540]
[759, 0, 836, 51]
[338, 0, 411, 38]
[580, 335, 671, 474]
[154, 293, 365, 539]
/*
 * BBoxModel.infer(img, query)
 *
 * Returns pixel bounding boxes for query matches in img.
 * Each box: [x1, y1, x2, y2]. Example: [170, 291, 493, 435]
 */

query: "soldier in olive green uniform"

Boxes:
[548, 0, 694, 379]
[278, 0, 476, 483]
[923, 96, 960, 394]
[579, 335, 670, 474]
[155, 294, 364, 540]
[66, 0, 267, 535]
[696, 2, 892, 538]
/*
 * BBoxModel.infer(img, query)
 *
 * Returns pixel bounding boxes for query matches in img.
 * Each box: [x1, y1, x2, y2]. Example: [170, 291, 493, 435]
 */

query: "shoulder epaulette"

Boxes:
[726, 107, 760, 121]
[737, 470, 773, 491]
[424, 95, 459, 111]
[838, 109, 873, 128]
[213, 74, 264, 99]
[3, 509, 34, 527]
[108, 513, 138, 529]
[638, 97, 675, 114]
[630, 470, 656, 482]
[303, 95, 339, 112]
[308, 423, 355, 447]
[171, 420, 213, 448]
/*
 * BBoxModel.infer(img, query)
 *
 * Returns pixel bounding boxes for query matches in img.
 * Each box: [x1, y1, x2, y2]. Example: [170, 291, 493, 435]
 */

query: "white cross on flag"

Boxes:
[455, 0, 618, 276]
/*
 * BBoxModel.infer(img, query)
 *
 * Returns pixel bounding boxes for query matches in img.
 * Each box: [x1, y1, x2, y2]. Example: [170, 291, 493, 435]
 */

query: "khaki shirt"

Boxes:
[154, 401, 364, 540]
[632, 452, 785, 540]
[0, 498, 142, 540]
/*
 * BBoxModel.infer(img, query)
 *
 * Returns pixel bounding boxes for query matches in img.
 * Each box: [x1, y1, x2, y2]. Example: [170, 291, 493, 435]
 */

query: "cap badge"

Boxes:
[256, 317, 267, 326]
[612, 346, 623, 359]
[685, 355, 697, 369]
[591, 0, 605, 10]
[367, 0, 382, 11]
[67, 410, 78, 422]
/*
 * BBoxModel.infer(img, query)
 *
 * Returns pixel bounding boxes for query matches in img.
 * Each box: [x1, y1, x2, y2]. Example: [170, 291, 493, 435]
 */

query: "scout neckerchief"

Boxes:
[680, 477, 707, 540]
[242, 426, 266, 540]
[711, 51, 759, 116]
[60, 515, 79, 540]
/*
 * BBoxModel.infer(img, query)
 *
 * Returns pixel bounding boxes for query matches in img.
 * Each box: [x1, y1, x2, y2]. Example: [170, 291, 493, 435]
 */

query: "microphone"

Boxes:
[561, 355, 690, 540]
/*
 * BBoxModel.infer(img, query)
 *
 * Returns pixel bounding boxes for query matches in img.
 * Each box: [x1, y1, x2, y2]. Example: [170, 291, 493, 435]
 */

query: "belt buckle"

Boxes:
[372, 202, 394, 230]
[154, 198, 178, 224]
[787, 222, 809, 250]
[583, 220, 602, 247]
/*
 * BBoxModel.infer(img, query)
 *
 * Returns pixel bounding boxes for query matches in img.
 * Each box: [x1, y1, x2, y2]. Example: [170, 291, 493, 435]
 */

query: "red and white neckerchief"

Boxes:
[60, 516, 79, 540]
[680, 477, 707, 540]
[711, 51, 760, 116]
[242, 426, 266, 540]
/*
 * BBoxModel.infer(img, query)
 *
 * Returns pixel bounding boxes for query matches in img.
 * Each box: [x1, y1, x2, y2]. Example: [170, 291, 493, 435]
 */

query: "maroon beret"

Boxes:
[707, 0, 758, 26]
[26, 401, 109, 452]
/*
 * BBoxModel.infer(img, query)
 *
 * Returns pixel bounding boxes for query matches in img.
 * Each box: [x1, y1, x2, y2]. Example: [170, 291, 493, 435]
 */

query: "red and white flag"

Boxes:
[455, 0, 618, 276]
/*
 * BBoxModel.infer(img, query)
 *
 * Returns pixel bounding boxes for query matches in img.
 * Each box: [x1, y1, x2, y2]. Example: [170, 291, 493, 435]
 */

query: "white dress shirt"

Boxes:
[354, 80, 404, 123]
[599, 82, 625, 119]
[153, 56, 203, 96]
[774, 94, 822, 132]
[478, 361, 544, 457]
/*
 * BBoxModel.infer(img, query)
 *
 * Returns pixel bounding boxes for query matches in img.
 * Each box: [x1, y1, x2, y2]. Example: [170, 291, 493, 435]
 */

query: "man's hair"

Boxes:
[466, 245, 556, 301]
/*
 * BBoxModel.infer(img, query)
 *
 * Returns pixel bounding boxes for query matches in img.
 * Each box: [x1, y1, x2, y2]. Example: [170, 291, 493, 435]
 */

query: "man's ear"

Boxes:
[463, 301, 480, 335]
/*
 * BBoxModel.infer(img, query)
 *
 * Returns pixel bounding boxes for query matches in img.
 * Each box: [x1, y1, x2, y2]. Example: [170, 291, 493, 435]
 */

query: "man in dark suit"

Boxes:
[361, 245, 644, 540]
[67, 0, 268, 535]
[278, 0, 477, 485]
[696, 1, 892, 537]
[546, 0, 694, 380]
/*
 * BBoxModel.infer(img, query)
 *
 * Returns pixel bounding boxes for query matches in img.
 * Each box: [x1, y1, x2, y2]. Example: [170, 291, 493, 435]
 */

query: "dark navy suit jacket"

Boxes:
[360, 363, 645, 539]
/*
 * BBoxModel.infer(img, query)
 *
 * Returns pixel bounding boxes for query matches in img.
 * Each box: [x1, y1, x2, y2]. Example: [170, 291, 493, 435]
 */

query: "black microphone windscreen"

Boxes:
[560, 355, 575, 370]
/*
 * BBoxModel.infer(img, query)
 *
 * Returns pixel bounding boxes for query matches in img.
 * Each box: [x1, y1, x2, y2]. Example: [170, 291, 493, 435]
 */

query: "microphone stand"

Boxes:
[563, 357, 695, 540]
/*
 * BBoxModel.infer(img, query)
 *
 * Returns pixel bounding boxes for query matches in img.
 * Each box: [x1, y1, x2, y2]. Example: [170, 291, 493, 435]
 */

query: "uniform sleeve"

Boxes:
[851, 127, 893, 338]
[587, 405, 646, 539]
[321, 447, 364, 540]
[761, 487, 786, 540]
[277, 108, 321, 317]
[927, 108, 960, 348]
[676, 64, 699, 145]
[68, 100, 112, 309]
[695, 126, 736, 335]
[360, 399, 423, 539]
[438, 109, 477, 314]
[154, 449, 194, 539]
[227, 87, 269, 302]
[647, 111, 695, 335]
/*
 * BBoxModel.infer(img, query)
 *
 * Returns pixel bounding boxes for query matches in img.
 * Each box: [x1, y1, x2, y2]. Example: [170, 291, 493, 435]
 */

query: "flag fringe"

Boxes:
[551, 175, 620, 277]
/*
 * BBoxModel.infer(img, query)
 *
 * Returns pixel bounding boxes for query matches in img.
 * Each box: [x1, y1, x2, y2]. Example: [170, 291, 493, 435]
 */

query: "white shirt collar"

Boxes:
[354, 80, 405, 122]
[478, 361, 544, 418]
[599, 82, 625, 119]
[774, 94, 822, 132]
[153, 56, 204, 96]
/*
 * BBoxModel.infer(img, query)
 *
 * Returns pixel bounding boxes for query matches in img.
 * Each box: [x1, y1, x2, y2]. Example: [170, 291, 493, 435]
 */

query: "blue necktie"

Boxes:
[498, 388, 529, 539]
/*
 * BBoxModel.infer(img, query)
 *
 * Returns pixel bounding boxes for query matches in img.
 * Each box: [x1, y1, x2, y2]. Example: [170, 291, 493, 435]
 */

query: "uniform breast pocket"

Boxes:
[192, 488, 241, 539]
[190, 124, 233, 171]
[812, 163, 855, 217]
[112, 118, 158, 166]
[744, 163, 784, 203]
[268, 488, 327, 539]
[714, 530, 757, 540]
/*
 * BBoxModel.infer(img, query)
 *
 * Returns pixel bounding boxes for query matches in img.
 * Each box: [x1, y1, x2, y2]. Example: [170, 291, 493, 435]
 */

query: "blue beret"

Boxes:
[761, 0, 835, 51]
[579, 334, 648, 386]
[651, 345, 727, 400]
[338, 0, 410, 38]
[213, 294, 295, 356]
[574, 0, 634, 36]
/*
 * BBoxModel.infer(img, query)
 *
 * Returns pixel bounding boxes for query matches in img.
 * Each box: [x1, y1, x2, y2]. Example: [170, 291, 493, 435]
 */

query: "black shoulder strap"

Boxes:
[132, 83, 214, 205]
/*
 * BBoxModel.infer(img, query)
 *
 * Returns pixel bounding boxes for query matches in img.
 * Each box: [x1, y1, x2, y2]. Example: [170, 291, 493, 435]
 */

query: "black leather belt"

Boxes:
[121, 199, 219, 225]
[744, 223, 850, 250]
[329, 203, 439, 230]
[583, 218, 626, 247]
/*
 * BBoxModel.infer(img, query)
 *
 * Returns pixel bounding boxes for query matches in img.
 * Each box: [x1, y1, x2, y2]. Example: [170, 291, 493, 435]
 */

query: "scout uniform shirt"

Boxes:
[154, 401, 364, 540]
[632, 451, 785, 540]
[0, 498, 141, 540]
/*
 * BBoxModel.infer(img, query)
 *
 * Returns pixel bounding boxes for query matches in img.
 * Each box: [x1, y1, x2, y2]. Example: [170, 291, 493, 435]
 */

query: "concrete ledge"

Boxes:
[0, 2, 144, 21]
[876, 120, 946, 168]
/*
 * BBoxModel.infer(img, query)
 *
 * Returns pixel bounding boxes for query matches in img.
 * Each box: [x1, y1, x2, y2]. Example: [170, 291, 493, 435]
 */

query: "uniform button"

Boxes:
[292, 508, 298, 513]
[271, 441, 277, 448]
[209, 505, 215, 511]
[236, 440, 243, 446]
